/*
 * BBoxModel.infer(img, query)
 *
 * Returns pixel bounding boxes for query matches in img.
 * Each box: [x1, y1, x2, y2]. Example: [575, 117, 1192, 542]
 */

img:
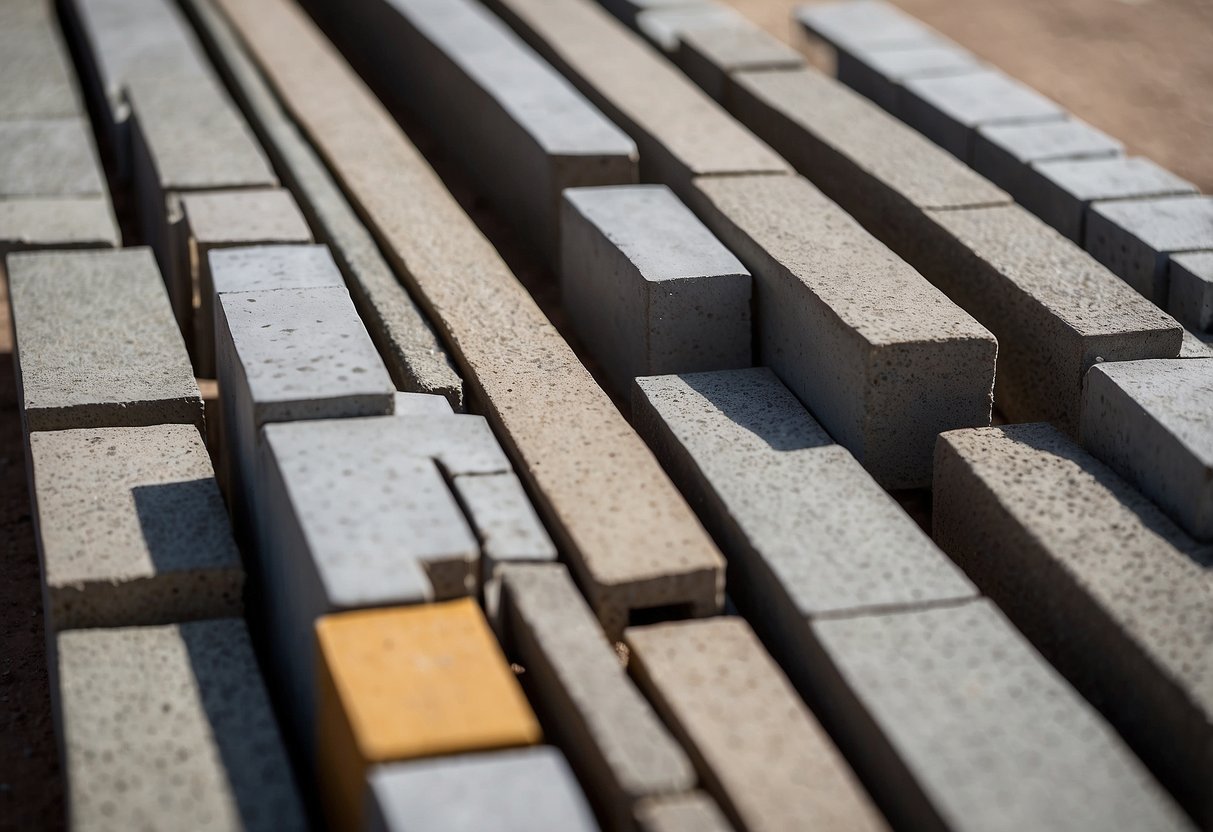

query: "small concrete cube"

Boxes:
[676, 23, 803, 104]
[0, 196, 118, 256]
[836, 42, 980, 115]
[973, 117, 1124, 200]
[1169, 252, 1213, 332]
[635, 4, 747, 53]
[0, 119, 107, 198]
[795, 0, 934, 52]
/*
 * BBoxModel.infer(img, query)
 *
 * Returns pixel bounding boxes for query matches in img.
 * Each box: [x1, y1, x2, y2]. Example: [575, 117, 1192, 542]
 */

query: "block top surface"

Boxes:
[796, 0, 933, 50]
[904, 69, 1064, 127]
[1090, 195, 1213, 252]
[853, 42, 979, 81]
[678, 22, 805, 72]
[0, 196, 118, 252]
[0, 25, 82, 118]
[316, 599, 542, 762]
[635, 5, 748, 52]
[635, 792, 733, 832]
[1086, 359, 1213, 465]
[0, 119, 106, 197]
[453, 474, 556, 562]
[182, 187, 312, 246]
[1171, 251, 1213, 282]
[389, 413, 513, 475]
[978, 117, 1124, 164]
[1035, 156, 1198, 203]
[209, 244, 344, 295]
[564, 184, 748, 282]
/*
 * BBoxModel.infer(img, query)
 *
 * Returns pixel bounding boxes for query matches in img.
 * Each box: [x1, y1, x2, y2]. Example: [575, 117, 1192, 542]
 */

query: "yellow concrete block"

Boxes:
[315, 598, 541, 829]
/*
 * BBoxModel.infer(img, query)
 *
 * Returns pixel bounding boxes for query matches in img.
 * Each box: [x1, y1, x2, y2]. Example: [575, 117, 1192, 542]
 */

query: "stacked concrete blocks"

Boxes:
[675, 22, 804, 104]
[836, 43, 979, 115]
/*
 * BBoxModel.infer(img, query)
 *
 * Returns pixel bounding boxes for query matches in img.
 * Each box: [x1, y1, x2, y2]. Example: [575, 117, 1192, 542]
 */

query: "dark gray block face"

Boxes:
[795, 0, 934, 52]
[0, 196, 118, 256]
[634, 792, 733, 832]
[676, 23, 803, 104]
[933, 423, 1213, 826]
[973, 118, 1123, 202]
[497, 564, 694, 828]
[365, 747, 600, 832]
[0, 24, 82, 119]
[7, 248, 202, 432]
[687, 174, 996, 488]
[810, 600, 1192, 832]
[836, 42, 979, 115]
[57, 620, 306, 832]
[1086, 196, 1213, 305]
[0, 119, 107, 197]
[561, 185, 751, 396]
[1169, 252, 1213, 332]
[1082, 360, 1213, 541]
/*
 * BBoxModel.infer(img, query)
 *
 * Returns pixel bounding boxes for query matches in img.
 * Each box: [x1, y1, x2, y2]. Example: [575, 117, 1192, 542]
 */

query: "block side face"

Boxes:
[645, 274, 752, 378]
[1168, 252, 1213, 331]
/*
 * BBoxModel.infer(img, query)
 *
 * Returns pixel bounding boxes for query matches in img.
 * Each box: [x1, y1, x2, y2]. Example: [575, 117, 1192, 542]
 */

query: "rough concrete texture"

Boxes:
[811, 599, 1192, 832]
[208, 244, 342, 296]
[626, 617, 886, 832]
[675, 22, 804, 103]
[179, 0, 464, 405]
[901, 69, 1065, 160]
[0, 23, 83, 119]
[1082, 359, 1213, 541]
[29, 425, 242, 631]
[796, 0, 933, 52]
[390, 413, 513, 475]
[485, 0, 789, 194]
[215, 0, 726, 638]
[8, 247, 202, 431]
[1179, 329, 1213, 359]
[934, 423, 1213, 825]
[1025, 156, 1198, 242]
[836, 43, 979, 115]
[633, 369, 976, 617]
[393, 391, 455, 415]
[454, 473, 556, 599]
[634, 792, 733, 832]
[57, 620, 306, 831]
[1086, 195, 1213, 304]
[0, 196, 118, 255]
[1169, 252, 1213, 332]
[973, 118, 1124, 203]
[687, 174, 995, 488]
[635, 4, 748, 53]
[498, 564, 695, 828]
[366, 747, 600, 832]
[561, 185, 751, 396]
[0, 119, 107, 198]
[315, 600, 541, 829]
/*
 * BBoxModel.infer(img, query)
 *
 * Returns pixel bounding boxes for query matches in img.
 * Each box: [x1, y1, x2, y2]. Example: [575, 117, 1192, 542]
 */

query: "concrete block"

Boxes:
[497, 564, 694, 828]
[973, 117, 1124, 201]
[0, 24, 83, 119]
[687, 174, 996, 488]
[30, 425, 241, 631]
[634, 792, 733, 832]
[795, 0, 935, 52]
[676, 22, 804, 104]
[208, 243, 343, 295]
[560, 185, 751, 396]
[0, 196, 118, 256]
[1082, 359, 1213, 541]
[366, 747, 599, 832]
[57, 620, 306, 831]
[836, 42, 980, 115]
[393, 391, 455, 415]
[625, 617, 884, 832]
[810, 599, 1193, 831]
[8, 247, 202, 431]
[934, 423, 1213, 825]
[315, 599, 541, 829]
[901, 69, 1065, 160]
[635, 4, 747, 53]
[600, 0, 702, 27]
[1086, 195, 1213, 304]
[1179, 329, 1213, 359]
[0, 119, 107, 198]
[1169, 252, 1213, 332]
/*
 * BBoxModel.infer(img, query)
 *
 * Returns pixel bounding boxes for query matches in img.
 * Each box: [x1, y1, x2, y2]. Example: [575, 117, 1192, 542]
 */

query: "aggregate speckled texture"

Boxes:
[0, 196, 118, 255]
[0, 119, 106, 197]
[208, 244, 343, 295]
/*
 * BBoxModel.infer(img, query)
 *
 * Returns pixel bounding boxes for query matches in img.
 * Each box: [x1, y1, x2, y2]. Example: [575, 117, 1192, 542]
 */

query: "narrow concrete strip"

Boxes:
[676, 22, 804, 104]
[635, 792, 734, 832]
[934, 423, 1213, 825]
[974, 118, 1124, 204]
[57, 620, 306, 831]
[561, 185, 751, 396]
[685, 175, 996, 488]
[625, 617, 886, 832]
[497, 564, 695, 829]
[30, 425, 241, 631]
[0, 196, 118, 256]
[1082, 360, 1213, 541]
[8, 247, 201, 432]
[836, 42, 979, 115]
[1169, 252, 1213, 332]
[0, 119, 107, 198]
[214, 0, 726, 637]
[0, 22, 83, 119]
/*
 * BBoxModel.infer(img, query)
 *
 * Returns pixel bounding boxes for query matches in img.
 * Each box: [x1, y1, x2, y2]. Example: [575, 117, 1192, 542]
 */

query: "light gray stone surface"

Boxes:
[393, 391, 455, 415]
[561, 185, 751, 396]
[0, 119, 107, 198]
[811, 599, 1193, 832]
[0, 196, 118, 255]
[0, 23, 83, 119]
[393, 413, 512, 475]
[973, 118, 1123, 202]
[1082, 359, 1213, 541]
[8, 247, 202, 431]
[795, 0, 934, 51]
[30, 425, 241, 631]
[498, 564, 694, 828]
[366, 747, 600, 832]
[626, 617, 885, 832]
[1179, 329, 1213, 359]
[208, 244, 342, 295]
[1087, 195, 1213, 304]
[836, 42, 979, 114]
[676, 22, 804, 103]
[1169, 252, 1213, 332]
[57, 620, 306, 831]
[635, 4, 746, 52]
[687, 174, 995, 488]
[934, 423, 1213, 826]
[634, 792, 734, 832]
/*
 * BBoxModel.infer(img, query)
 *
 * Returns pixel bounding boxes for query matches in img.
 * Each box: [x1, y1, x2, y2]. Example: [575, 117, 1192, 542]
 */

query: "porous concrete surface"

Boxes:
[1179, 329, 1213, 359]
[392, 413, 512, 475]
[0, 119, 106, 198]
[634, 792, 734, 832]
[366, 747, 599, 832]
[934, 423, 1213, 823]
[795, 0, 933, 51]
[1081, 359, 1213, 541]
[208, 244, 343, 295]
[561, 185, 751, 395]
[1086, 195, 1213, 304]
[626, 617, 885, 831]
[454, 473, 556, 565]
[676, 22, 804, 103]
[57, 620, 306, 832]
[633, 369, 976, 617]
[811, 599, 1193, 832]
[29, 425, 242, 631]
[498, 564, 695, 827]
[1169, 252, 1213, 332]
[635, 5, 748, 53]
[836, 43, 979, 114]
[0, 24, 82, 119]
[7, 247, 202, 431]
[688, 174, 995, 488]
[215, 0, 726, 638]
[974, 118, 1124, 205]
[0, 196, 118, 255]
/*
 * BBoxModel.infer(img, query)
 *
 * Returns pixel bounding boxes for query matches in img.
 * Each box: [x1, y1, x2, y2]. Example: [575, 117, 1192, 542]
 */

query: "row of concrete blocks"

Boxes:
[797, 0, 1213, 336]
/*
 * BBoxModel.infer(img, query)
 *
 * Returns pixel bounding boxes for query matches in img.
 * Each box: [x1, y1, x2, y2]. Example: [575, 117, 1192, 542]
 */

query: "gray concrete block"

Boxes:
[634, 792, 733, 832]
[633, 368, 976, 616]
[0, 23, 83, 119]
[0, 196, 118, 256]
[600, 0, 702, 27]
[687, 174, 996, 488]
[1082, 359, 1213, 541]
[836, 42, 980, 115]
[57, 620, 306, 831]
[810, 599, 1193, 832]
[498, 564, 693, 829]
[901, 69, 1065, 160]
[625, 617, 885, 832]
[1169, 252, 1213, 332]
[29, 425, 241, 631]
[208, 243, 342, 295]
[973, 117, 1124, 201]
[635, 4, 747, 53]
[8, 247, 202, 432]
[1179, 329, 1213, 359]
[561, 185, 751, 396]
[393, 413, 512, 476]
[795, 0, 934, 52]
[676, 21, 804, 104]
[393, 391, 455, 415]
[1086, 195, 1213, 304]
[934, 423, 1213, 826]
[366, 747, 600, 832]
[0, 119, 107, 198]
